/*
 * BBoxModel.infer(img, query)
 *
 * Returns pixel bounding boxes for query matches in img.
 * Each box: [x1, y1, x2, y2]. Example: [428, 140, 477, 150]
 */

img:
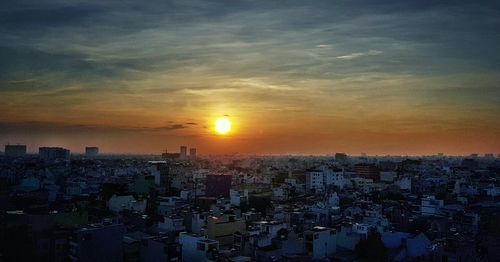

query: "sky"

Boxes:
[1, 0, 500, 155]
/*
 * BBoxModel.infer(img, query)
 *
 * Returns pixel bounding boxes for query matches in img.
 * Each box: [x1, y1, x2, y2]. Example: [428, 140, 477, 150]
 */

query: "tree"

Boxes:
[355, 230, 388, 261]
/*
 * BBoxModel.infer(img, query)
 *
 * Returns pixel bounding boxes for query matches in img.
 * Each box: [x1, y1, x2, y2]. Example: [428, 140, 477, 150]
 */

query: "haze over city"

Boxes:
[1, 0, 500, 155]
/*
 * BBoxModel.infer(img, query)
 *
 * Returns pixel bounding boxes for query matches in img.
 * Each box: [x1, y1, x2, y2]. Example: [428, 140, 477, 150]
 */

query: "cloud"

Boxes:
[0, 4, 103, 29]
[0, 120, 193, 134]
[336, 50, 383, 60]
[154, 124, 188, 131]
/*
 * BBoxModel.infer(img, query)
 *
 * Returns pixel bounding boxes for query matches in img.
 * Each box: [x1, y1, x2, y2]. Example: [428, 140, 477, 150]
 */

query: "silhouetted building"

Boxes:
[85, 147, 99, 158]
[461, 158, 478, 170]
[354, 163, 380, 181]
[180, 146, 187, 159]
[335, 153, 347, 162]
[5, 145, 27, 157]
[206, 175, 232, 198]
[379, 161, 398, 171]
[190, 148, 197, 159]
[39, 147, 70, 161]
[162, 152, 180, 159]
[69, 221, 125, 262]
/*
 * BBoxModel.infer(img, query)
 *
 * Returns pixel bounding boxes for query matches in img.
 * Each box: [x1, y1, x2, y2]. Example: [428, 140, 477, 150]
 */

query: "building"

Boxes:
[179, 232, 218, 262]
[39, 147, 70, 161]
[69, 221, 125, 262]
[136, 236, 180, 262]
[4, 144, 27, 157]
[205, 175, 232, 198]
[107, 195, 147, 213]
[380, 171, 397, 182]
[180, 146, 187, 159]
[420, 196, 444, 216]
[306, 169, 325, 192]
[335, 152, 347, 162]
[85, 147, 98, 157]
[354, 164, 380, 181]
[248, 221, 285, 248]
[159, 215, 186, 234]
[306, 168, 346, 191]
[189, 148, 197, 159]
[230, 189, 249, 206]
[304, 226, 337, 259]
[161, 148, 180, 159]
[149, 161, 170, 187]
[206, 214, 246, 246]
[325, 169, 346, 189]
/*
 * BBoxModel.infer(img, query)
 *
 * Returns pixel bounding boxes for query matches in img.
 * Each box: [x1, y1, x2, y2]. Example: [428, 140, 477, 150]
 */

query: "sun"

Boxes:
[214, 117, 231, 135]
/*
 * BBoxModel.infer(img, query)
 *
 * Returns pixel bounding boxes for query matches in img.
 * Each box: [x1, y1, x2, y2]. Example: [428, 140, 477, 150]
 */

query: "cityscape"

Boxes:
[1, 146, 499, 261]
[1, 0, 500, 262]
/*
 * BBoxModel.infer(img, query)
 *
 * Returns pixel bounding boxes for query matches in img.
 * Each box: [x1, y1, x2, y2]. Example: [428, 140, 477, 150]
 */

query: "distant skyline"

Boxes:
[1, 1, 500, 155]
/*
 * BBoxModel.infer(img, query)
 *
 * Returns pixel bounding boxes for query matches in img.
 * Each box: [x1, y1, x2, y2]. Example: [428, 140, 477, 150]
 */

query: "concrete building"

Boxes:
[107, 195, 147, 213]
[230, 189, 249, 207]
[149, 161, 171, 190]
[85, 147, 98, 158]
[185, 212, 207, 234]
[380, 171, 397, 182]
[304, 226, 337, 259]
[306, 168, 346, 192]
[179, 232, 218, 262]
[189, 148, 197, 159]
[206, 175, 232, 198]
[421, 196, 444, 216]
[4, 144, 27, 157]
[180, 146, 187, 159]
[248, 221, 285, 247]
[138, 236, 180, 262]
[206, 214, 246, 246]
[39, 147, 70, 161]
[69, 221, 125, 262]
[354, 164, 380, 181]
[159, 216, 185, 234]
[325, 169, 346, 189]
[306, 169, 324, 191]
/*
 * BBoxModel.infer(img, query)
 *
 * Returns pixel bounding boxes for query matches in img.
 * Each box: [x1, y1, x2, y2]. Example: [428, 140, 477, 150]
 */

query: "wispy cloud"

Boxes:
[336, 50, 383, 60]
[154, 124, 188, 131]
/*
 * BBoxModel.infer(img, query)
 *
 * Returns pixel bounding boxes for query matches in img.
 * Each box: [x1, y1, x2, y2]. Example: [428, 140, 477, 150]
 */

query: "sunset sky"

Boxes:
[1, 0, 500, 155]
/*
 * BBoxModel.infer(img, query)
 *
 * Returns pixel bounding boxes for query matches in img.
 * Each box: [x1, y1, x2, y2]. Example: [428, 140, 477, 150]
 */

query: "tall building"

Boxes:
[205, 175, 232, 198]
[189, 148, 197, 159]
[4, 145, 27, 157]
[85, 147, 99, 157]
[149, 161, 174, 194]
[39, 147, 70, 161]
[180, 146, 187, 159]
[354, 164, 380, 181]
